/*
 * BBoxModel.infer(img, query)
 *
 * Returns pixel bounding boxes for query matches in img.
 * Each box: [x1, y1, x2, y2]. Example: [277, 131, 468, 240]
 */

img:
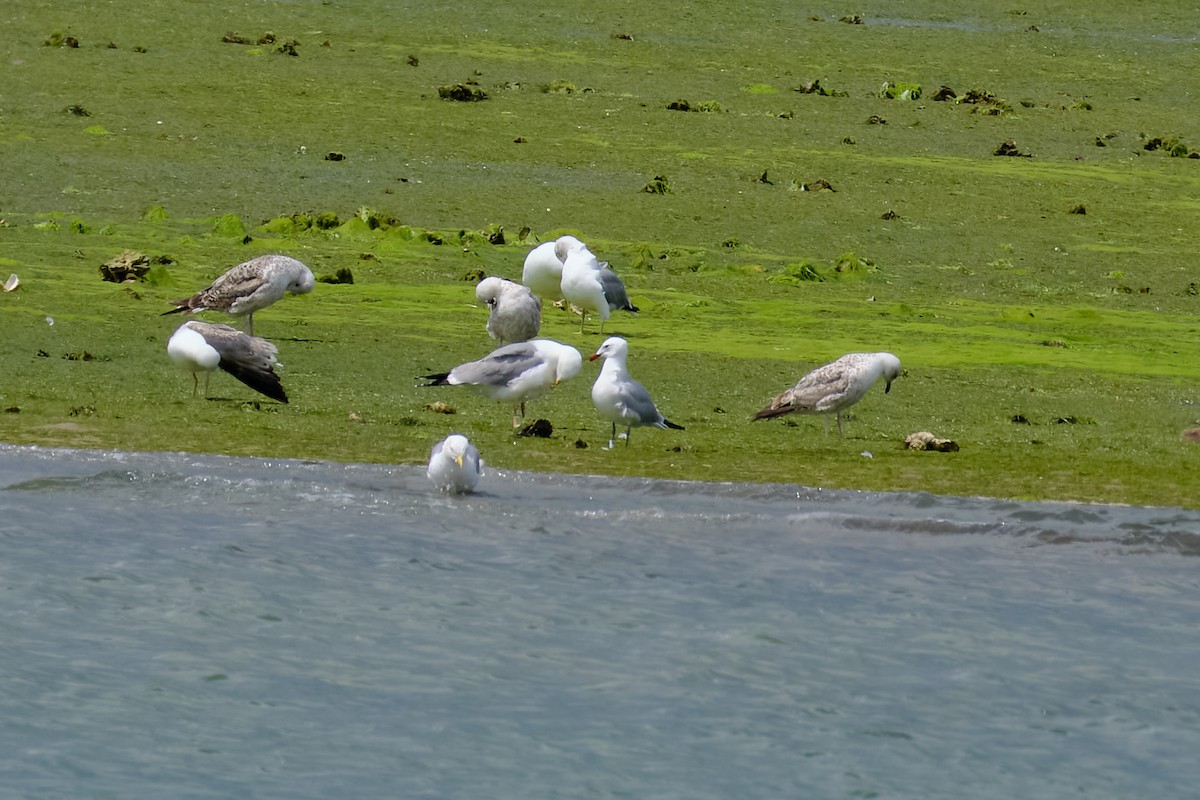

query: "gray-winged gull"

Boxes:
[427, 434, 483, 494]
[422, 339, 583, 428]
[559, 239, 638, 334]
[589, 336, 684, 448]
[475, 276, 541, 345]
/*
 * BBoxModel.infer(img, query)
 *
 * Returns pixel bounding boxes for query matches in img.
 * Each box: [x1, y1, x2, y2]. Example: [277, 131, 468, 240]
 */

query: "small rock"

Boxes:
[905, 431, 960, 452]
[425, 401, 456, 415]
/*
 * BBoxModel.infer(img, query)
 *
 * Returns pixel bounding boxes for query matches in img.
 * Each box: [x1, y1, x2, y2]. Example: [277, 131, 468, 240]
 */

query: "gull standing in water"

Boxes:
[163, 254, 315, 336]
[427, 434, 483, 494]
[167, 320, 288, 403]
[475, 276, 541, 345]
[752, 352, 902, 437]
[422, 339, 583, 428]
[589, 336, 684, 448]
[559, 240, 638, 335]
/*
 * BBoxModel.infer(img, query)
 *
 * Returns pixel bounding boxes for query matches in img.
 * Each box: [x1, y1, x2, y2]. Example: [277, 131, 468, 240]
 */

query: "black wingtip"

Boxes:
[218, 361, 288, 403]
[420, 372, 452, 387]
[665, 419, 685, 431]
[161, 306, 186, 317]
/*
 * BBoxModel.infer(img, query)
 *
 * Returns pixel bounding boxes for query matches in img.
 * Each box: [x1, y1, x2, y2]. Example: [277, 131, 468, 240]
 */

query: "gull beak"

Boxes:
[455, 453, 464, 467]
[589, 353, 601, 361]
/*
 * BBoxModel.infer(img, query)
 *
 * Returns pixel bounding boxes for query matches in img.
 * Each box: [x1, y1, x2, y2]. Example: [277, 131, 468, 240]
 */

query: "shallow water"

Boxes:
[1, 443, 1199, 799]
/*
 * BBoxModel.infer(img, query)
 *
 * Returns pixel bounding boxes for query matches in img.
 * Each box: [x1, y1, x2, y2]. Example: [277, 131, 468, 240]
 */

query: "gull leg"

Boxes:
[578, 310, 587, 335]
[512, 402, 522, 429]
[607, 421, 616, 450]
[191, 373, 200, 398]
[823, 415, 830, 437]
[203, 372, 212, 399]
[836, 413, 845, 438]
[246, 313, 255, 337]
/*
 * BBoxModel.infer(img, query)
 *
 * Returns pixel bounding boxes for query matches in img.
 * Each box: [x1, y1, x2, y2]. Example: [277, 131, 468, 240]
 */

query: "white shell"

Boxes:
[3, 274, 18, 292]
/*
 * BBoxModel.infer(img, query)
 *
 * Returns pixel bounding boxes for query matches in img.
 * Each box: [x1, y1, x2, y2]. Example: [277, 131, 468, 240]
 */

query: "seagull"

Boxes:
[521, 239, 568, 302]
[167, 320, 288, 403]
[163, 254, 315, 336]
[559, 240, 638, 334]
[589, 336, 684, 448]
[427, 434, 482, 494]
[751, 352, 902, 437]
[421, 339, 583, 428]
[475, 276, 541, 345]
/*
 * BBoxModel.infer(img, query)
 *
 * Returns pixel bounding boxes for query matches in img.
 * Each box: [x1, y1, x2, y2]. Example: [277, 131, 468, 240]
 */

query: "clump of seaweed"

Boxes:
[666, 99, 725, 113]
[1143, 136, 1197, 158]
[439, 82, 488, 102]
[880, 82, 921, 100]
[958, 89, 1012, 115]
[44, 31, 80, 48]
[542, 80, 579, 94]
[993, 139, 1031, 157]
[641, 175, 672, 194]
[318, 267, 355, 285]
[793, 79, 846, 97]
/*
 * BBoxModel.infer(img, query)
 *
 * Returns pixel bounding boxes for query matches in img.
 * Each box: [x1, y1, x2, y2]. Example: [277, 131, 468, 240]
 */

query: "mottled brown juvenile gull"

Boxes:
[475, 276, 541, 345]
[167, 320, 288, 403]
[752, 352, 901, 437]
[163, 254, 314, 336]
[590, 336, 684, 448]
[427, 434, 483, 494]
[422, 339, 582, 428]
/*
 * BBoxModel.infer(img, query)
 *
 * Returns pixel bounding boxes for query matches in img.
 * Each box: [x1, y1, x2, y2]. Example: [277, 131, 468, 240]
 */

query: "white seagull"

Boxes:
[164, 254, 315, 336]
[422, 339, 583, 428]
[427, 434, 483, 494]
[167, 320, 288, 403]
[589, 336, 684, 448]
[521, 239, 569, 302]
[752, 352, 902, 437]
[475, 276, 541, 345]
[559, 240, 637, 334]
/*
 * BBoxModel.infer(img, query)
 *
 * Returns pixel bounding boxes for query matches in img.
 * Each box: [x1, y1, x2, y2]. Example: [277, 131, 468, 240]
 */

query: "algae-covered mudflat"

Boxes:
[3, 1, 1200, 507]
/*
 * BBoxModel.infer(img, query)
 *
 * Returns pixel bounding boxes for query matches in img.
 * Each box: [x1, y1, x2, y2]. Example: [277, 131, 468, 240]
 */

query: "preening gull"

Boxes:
[427, 434, 482, 494]
[475, 276, 541, 345]
[752, 352, 901, 437]
[560, 240, 638, 334]
[522, 240, 567, 302]
[422, 339, 583, 428]
[163, 254, 314, 336]
[590, 336, 684, 448]
[167, 320, 288, 403]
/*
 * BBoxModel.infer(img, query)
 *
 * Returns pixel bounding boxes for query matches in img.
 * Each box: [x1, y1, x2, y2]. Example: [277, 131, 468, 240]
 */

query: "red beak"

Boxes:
[589, 353, 601, 361]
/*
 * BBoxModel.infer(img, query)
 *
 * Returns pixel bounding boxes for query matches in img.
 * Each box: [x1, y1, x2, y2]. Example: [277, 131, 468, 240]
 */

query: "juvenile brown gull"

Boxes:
[163, 254, 314, 336]
[167, 320, 288, 403]
[752, 352, 901, 437]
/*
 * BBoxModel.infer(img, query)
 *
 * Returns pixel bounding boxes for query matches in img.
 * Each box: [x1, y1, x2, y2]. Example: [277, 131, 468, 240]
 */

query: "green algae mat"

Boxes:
[3, 2, 1200, 507]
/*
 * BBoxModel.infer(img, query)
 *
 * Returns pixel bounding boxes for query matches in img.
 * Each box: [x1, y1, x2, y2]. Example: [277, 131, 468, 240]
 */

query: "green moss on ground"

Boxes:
[1, 2, 1199, 507]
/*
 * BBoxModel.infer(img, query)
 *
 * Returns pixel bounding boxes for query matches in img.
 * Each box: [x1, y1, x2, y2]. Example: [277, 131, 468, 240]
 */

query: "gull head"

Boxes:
[590, 336, 628, 362]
